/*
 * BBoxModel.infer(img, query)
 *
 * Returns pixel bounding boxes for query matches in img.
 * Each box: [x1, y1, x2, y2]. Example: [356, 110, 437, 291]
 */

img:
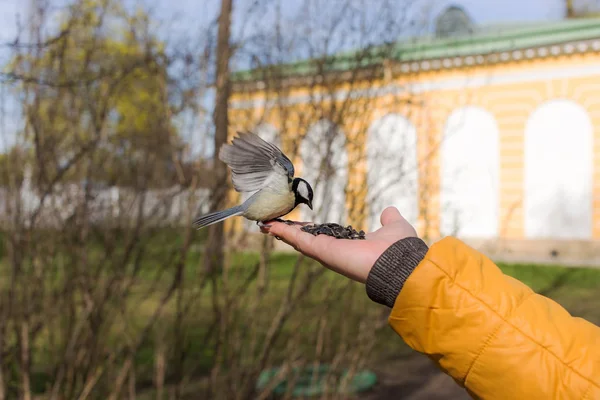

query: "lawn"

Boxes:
[138, 251, 600, 399]
[497, 261, 600, 325]
[3, 232, 600, 399]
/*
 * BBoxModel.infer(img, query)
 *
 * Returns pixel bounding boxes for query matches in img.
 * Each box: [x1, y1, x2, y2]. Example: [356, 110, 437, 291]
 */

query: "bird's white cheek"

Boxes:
[297, 184, 309, 200]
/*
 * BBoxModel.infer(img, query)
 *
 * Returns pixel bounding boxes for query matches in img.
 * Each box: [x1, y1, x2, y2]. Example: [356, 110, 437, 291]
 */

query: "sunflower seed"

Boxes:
[301, 223, 366, 240]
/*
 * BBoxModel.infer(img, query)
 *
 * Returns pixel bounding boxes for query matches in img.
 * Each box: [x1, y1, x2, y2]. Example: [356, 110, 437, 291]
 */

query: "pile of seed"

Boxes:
[301, 223, 366, 240]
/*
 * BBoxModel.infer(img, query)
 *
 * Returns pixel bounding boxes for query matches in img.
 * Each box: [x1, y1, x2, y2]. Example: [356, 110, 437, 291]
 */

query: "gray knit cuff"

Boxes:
[365, 237, 429, 308]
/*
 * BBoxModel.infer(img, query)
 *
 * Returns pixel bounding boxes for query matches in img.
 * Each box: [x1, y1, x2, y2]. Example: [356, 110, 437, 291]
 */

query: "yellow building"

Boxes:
[228, 16, 600, 265]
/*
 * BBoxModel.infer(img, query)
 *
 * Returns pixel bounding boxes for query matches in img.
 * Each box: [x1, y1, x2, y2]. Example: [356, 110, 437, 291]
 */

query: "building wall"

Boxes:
[227, 51, 600, 259]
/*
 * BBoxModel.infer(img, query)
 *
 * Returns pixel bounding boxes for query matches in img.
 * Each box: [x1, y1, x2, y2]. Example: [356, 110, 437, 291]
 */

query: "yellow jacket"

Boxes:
[365, 236, 600, 399]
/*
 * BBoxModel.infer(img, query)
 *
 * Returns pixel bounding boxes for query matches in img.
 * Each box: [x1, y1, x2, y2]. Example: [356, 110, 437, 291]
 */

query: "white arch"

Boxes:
[440, 106, 499, 238]
[366, 114, 419, 231]
[241, 123, 282, 231]
[524, 99, 593, 239]
[300, 119, 348, 224]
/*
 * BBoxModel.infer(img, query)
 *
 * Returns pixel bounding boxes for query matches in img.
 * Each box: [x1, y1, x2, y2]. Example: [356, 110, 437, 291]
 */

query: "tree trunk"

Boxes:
[566, 0, 575, 17]
[205, 0, 233, 273]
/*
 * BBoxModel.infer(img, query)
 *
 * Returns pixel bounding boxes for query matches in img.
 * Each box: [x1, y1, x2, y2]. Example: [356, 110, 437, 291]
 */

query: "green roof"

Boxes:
[231, 18, 600, 83]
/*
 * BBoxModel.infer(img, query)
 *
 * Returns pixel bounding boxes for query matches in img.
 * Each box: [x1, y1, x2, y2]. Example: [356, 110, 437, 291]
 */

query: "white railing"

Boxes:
[0, 183, 211, 228]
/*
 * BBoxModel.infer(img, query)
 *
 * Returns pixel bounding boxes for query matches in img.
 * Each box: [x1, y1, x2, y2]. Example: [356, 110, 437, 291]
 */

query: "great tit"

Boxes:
[193, 131, 314, 229]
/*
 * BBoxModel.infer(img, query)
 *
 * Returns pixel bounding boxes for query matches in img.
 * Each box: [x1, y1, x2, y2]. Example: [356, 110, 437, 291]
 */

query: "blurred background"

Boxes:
[0, 0, 599, 399]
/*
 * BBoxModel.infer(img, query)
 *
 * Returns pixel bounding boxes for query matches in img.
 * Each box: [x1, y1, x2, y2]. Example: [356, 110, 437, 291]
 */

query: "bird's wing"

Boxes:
[218, 131, 295, 193]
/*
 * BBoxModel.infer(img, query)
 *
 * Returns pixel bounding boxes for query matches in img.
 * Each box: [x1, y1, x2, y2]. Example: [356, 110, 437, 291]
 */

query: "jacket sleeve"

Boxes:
[365, 236, 600, 400]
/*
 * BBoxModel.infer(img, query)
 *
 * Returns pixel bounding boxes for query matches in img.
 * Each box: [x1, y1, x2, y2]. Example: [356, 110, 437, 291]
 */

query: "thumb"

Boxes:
[380, 206, 404, 226]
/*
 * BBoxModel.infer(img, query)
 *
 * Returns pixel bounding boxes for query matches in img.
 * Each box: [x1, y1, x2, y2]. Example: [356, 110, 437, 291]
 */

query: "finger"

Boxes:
[267, 222, 311, 250]
[261, 220, 312, 235]
[268, 222, 342, 260]
[268, 222, 332, 258]
[265, 222, 298, 245]
[380, 206, 404, 226]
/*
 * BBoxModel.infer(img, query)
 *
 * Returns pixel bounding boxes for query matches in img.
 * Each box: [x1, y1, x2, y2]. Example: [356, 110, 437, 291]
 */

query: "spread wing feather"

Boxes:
[218, 131, 295, 193]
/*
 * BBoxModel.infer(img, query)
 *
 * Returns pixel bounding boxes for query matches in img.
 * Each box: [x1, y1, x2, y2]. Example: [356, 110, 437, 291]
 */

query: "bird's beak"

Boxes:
[307, 200, 313, 210]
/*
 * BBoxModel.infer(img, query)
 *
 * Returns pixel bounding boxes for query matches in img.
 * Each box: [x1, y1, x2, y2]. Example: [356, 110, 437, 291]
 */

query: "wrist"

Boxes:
[365, 237, 429, 308]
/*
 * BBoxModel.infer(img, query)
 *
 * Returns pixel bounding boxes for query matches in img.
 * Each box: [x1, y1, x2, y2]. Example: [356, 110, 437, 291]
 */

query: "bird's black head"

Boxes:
[292, 178, 313, 210]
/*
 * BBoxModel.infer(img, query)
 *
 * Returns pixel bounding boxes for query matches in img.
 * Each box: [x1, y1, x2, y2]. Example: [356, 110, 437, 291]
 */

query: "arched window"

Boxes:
[366, 114, 419, 231]
[524, 99, 593, 239]
[300, 119, 348, 224]
[440, 106, 499, 238]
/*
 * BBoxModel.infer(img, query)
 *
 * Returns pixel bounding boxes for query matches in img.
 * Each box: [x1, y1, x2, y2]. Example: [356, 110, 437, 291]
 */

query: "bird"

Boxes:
[193, 131, 314, 229]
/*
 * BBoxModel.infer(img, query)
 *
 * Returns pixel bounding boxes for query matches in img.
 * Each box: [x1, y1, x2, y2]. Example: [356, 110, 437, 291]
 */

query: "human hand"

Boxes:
[260, 206, 418, 284]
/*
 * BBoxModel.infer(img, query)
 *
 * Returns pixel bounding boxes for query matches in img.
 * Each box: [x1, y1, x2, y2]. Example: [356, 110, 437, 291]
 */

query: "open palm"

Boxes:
[263, 207, 418, 283]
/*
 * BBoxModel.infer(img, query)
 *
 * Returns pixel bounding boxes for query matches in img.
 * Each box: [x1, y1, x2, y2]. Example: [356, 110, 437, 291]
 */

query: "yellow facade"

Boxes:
[225, 21, 600, 261]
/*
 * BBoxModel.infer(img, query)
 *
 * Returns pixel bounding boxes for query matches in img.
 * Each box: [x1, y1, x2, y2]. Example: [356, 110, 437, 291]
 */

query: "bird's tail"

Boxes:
[193, 205, 244, 229]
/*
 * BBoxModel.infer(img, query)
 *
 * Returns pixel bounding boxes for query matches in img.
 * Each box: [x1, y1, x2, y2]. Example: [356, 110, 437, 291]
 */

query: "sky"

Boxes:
[136, 0, 567, 39]
[0, 0, 569, 61]
[0, 0, 570, 153]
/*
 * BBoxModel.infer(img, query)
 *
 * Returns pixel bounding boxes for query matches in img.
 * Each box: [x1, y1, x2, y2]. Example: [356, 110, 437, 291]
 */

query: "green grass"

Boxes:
[4, 240, 600, 397]
[145, 254, 600, 399]
[497, 262, 600, 291]
[132, 251, 600, 370]
[496, 261, 600, 326]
